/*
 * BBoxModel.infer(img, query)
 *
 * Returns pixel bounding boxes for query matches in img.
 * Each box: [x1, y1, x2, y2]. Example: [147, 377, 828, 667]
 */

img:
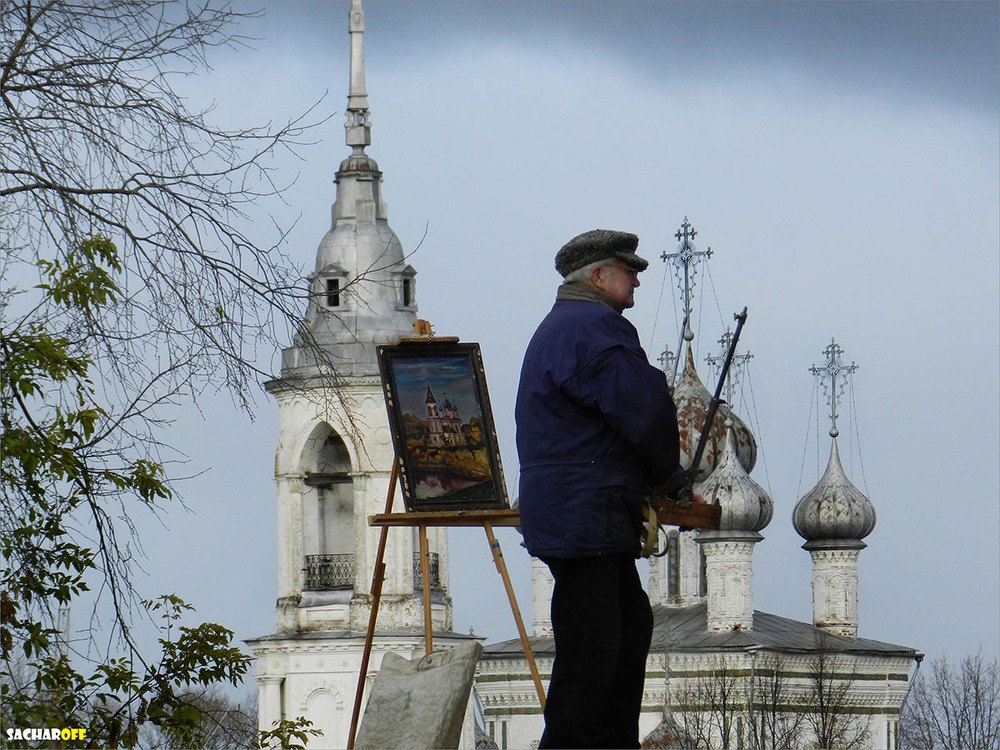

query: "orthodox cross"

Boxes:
[661, 217, 713, 341]
[657, 347, 677, 377]
[809, 338, 858, 438]
[705, 328, 753, 406]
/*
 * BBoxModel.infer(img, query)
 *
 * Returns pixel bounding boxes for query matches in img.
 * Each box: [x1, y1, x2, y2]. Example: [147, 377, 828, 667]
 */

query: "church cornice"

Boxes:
[264, 373, 383, 395]
[247, 629, 477, 653]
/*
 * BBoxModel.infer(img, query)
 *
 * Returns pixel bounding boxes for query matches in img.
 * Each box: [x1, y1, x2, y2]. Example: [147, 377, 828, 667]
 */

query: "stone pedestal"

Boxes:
[355, 641, 484, 749]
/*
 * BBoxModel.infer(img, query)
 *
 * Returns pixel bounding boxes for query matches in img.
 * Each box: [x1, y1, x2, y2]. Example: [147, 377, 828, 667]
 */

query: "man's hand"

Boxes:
[653, 467, 701, 507]
[660, 466, 690, 497]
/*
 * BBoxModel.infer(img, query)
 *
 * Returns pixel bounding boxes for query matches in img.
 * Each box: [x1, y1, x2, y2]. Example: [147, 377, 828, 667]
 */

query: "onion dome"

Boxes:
[673, 347, 757, 478]
[694, 424, 773, 532]
[793, 439, 876, 541]
[338, 152, 381, 177]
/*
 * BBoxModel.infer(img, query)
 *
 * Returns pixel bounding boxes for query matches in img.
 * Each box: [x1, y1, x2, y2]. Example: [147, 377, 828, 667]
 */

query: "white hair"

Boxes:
[562, 258, 609, 284]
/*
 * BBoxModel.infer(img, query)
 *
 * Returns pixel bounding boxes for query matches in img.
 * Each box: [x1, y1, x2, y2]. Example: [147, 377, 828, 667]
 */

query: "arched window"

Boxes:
[300, 425, 355, 590]
[394, 265, 417, 310]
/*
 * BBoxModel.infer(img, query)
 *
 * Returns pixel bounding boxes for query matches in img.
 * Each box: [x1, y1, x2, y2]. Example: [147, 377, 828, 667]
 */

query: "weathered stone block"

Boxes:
[355, 641, 483, 749]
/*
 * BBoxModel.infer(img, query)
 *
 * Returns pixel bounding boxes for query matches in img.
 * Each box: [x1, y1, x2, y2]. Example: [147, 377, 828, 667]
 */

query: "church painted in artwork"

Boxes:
[247, 3, 921, 749]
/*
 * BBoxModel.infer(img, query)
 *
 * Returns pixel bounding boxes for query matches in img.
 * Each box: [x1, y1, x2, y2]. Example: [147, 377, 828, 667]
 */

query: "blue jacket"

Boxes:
[515, 298, 680, 558]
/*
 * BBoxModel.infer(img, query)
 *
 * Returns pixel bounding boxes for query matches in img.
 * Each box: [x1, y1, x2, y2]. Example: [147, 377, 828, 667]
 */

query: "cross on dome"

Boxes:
[705, 328, 753, 406]
[809, 338, 858, 438]
[657, 346, 676, 375]
[661, 217, 713, 342]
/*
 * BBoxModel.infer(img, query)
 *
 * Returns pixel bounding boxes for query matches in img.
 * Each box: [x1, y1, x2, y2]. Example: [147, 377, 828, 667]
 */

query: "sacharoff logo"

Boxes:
[5, 727, 88, 742]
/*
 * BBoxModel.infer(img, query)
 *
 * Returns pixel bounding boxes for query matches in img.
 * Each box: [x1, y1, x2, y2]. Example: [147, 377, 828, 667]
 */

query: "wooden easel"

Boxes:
[346, 463, 545, 750]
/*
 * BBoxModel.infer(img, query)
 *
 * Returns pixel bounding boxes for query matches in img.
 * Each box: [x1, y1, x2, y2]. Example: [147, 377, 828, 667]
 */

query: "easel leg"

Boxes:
[418, 522, 433, 654]
[483, 523, 547, 709]
[347, 463, 398, 750]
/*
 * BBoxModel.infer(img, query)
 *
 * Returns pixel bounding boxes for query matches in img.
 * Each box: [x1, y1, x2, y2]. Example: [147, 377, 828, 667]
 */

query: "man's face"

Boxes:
[592, 259, 641, 309]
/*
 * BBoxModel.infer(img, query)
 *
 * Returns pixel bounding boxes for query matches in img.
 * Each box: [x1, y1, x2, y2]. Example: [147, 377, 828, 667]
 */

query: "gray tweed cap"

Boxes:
[554, 229, 649, 277]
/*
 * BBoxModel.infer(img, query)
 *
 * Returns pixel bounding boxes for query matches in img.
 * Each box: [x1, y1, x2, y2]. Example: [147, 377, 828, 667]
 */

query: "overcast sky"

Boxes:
[129, 0, 998, 689]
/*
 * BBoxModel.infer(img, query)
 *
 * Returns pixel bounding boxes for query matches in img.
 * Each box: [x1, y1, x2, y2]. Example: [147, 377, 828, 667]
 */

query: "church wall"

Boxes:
[530, 558, 554, 637]
[476, 654, 549, 750]
[476, 648, 914, 750]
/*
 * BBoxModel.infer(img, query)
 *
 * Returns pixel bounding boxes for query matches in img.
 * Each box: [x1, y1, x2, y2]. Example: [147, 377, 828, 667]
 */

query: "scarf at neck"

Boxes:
[556, 281, 624, 313]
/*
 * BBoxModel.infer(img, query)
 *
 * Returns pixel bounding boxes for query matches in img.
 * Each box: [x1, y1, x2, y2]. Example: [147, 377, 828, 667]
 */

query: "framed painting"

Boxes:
[377, 340, 509, 512]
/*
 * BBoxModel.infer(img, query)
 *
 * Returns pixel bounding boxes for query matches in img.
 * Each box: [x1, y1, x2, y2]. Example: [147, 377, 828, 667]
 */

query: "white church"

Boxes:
[247, 4, 920, 749]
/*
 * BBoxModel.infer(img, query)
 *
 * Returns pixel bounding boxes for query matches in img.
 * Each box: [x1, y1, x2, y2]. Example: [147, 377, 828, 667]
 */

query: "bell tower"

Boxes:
[248, 4, 465, 747]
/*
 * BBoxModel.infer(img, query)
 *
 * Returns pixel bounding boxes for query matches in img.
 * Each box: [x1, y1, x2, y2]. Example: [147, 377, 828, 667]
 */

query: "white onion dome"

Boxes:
[793, 439, 876, 542]
[673, 346, 757, 478]
[694, 425, 773, 532]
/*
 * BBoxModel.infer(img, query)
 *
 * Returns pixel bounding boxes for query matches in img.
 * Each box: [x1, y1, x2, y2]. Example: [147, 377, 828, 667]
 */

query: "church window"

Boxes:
[886, 719, 899, 749]
[667, 530, 680, 599]
[326, 278, 341, 308]
[395, 265, 417, 310]
[699, 544, 708, 598]
[486, 719, 508, 749]
[312, 265, 349, 311]
[412, 551, 442, 590]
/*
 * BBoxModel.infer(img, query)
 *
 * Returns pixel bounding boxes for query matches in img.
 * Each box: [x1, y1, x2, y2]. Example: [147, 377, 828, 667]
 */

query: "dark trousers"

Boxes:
[538, 554, 654, 749]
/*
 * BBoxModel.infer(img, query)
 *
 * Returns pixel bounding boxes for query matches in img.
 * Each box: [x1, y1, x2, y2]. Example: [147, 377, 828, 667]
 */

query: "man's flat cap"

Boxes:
[555, 229, 649, 277]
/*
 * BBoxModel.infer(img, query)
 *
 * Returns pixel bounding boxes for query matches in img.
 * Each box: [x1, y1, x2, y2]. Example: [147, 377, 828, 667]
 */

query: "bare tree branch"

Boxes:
[0, 1, 336, 744]
[902, 650, 1000, 750]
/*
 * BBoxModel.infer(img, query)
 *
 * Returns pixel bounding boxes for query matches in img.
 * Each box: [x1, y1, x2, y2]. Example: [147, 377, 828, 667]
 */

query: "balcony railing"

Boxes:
[304, 554, 355, 590]
[412, 552, 441, 590]
[303, 552, 441, 591]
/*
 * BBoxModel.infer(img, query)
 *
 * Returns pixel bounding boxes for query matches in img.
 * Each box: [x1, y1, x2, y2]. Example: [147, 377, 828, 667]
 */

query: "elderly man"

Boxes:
[515, 229, 681, 749]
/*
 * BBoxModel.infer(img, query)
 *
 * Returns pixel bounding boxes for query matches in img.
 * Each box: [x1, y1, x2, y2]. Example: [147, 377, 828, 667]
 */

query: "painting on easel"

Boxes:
[377, 340, 509, 512]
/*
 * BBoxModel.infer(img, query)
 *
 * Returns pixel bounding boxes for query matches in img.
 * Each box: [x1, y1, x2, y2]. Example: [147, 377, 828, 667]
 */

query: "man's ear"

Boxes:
[590, 264, 606, 290]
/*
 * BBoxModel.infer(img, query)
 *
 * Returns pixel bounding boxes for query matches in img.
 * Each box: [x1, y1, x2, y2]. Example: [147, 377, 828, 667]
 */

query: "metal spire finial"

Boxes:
[661, 217, 713, 342]
[345, 1, 372, 152]
[706, 328, 753, 406]
[809, 338, 858, 438]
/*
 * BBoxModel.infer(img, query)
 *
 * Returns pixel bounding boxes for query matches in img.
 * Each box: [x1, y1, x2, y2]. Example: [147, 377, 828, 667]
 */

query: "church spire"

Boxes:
[277, 0, 417, 379]
[345, 0, 371, 151]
